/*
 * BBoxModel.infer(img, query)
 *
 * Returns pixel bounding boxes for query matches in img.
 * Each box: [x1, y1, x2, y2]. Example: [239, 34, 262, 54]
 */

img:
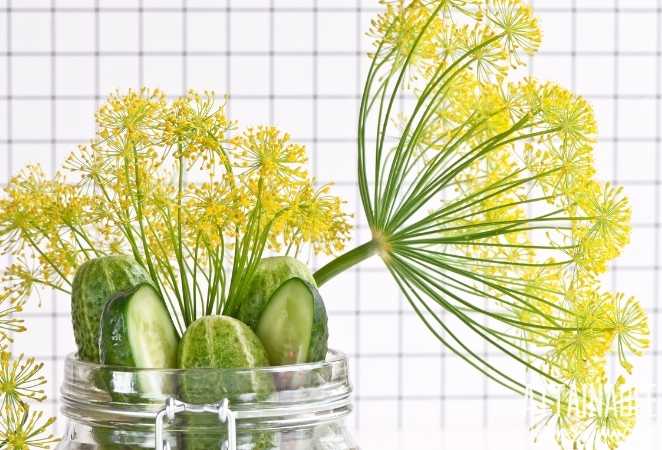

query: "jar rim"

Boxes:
[60, 349, 353, 431]
[65, 349, 348, 374]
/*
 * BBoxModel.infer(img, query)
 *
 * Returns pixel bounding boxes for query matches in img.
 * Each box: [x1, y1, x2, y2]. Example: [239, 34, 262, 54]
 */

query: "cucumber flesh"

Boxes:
[100, 284, 178, 370]
[256, 278, 317, 365]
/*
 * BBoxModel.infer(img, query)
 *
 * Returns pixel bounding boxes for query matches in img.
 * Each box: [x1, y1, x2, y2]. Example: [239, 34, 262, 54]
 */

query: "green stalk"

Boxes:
[314, 239, 381, 286]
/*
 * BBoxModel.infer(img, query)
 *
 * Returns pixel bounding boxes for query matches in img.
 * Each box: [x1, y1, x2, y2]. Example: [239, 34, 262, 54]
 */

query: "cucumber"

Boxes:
[256, 278, 328, 365]
[178, 315, 271, 403]
[178, 316, 274, 450]
[71, 255, 152, 362]
[99, 283, 179, 369]
[234, 256, 316, 329]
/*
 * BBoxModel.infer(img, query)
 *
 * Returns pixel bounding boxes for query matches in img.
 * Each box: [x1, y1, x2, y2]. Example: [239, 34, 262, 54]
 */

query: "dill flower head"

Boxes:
[483, 0, 541, 65]
[0, 405, 58, 450]
[604, 293, 650, 374]
[0, 288, 26, 344]
[235, 126, 308, 184]
[2, 88, 352, 329]
[0, 353, 47, 412]
[347, 1, 649, 448]
[572, 182, 632, 274]
[162, 90, 234, 168]
[96, 87, 166, 150]
[369, 0, 444, 74]
[278, 183, 353, 255]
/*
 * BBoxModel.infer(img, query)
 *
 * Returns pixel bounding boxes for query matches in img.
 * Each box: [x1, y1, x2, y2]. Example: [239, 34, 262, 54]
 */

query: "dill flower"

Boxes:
[526, 141, 596, 199]
[483, 0, 541, 65]
[1, 88, 352, 331]
[312, 2, 648, 448]
[604, 294, 650, 374]
[0, 293, 25, 344]
[95, 87, 166, 151]
[573, 182, 632, 274]
[0, 405, 58, 450]
[279, 183, 353, 255]
[460, 26, 508, 82]
[368, 0, 443, 74]
[576, 377, 637, 450]
[0, 353, 46, 412]
[541, 86, 597, 148]
[235, 126, 308, 184]
[162, 90, 234, 169]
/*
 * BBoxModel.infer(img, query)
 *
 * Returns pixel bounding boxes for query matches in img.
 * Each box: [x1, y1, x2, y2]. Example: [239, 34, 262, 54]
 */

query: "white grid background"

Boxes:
[1, 1, 661, 449]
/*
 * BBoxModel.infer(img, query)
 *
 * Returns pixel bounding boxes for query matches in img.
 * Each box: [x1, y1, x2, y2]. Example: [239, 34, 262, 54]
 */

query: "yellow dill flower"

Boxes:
[525, 141, 595, 200]
[162, 90, 234, 169]
[532, 386, 580, 447]
[368, 0, 443, 73]
[0, 353, 46, 412]
[0, 405, 57, 450]
[603, 294, 650, 374]
[483, 0, 542, 66]
[542, 86, 597, 148]
[573, 182, 631, 274]
[280, 183, 353, 255]
[184, 181, 234, 241]
[96, 87, 166, 150]
[504, 77, 548, 120]
[235, 126, 308, 184]
[0, 293, 25, 344]
[549, 294, 614, 385]
[460, 26, 508, 82]
[575, 377, 637, 450]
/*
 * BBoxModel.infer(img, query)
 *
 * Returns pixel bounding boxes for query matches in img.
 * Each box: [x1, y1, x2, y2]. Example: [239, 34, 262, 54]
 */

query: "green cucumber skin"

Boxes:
[178, 316, 272, 405]
[234, 256, 316, 329]
[304, 280, 329, 363]
[178, 316, 269, 370]
[71, 255, 151, 362]
[98, 289, 135, 367]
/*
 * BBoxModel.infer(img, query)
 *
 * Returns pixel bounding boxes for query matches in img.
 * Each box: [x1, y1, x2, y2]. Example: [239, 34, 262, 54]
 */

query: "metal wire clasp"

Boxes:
[155, 397, 237, 450]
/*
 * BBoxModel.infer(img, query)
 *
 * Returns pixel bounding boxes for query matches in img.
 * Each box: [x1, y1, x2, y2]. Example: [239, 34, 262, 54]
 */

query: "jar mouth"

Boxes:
[68, 349, 347, 374]
[60, 350, 353, 432]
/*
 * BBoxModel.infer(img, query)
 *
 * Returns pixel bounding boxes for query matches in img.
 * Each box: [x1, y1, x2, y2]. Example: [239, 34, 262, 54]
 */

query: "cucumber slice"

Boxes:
[234, 256, 316, 329]
[256, 278, 328, 365]
[99, 283, 179, 371]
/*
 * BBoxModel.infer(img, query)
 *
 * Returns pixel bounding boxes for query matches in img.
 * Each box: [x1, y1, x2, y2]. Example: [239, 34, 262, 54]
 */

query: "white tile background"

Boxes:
[1, 1, 661, 449]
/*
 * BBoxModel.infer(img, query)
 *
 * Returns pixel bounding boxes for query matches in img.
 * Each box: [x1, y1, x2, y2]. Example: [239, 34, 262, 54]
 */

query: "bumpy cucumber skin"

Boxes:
[234, 256, 316, 329]
[178, 316, 272, 404]
[71, 255, 151, 362]
[178, 316, 274, 450]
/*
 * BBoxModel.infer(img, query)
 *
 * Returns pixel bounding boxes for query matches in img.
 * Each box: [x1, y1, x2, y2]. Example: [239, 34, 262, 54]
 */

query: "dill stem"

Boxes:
[314, 239, 380, 286]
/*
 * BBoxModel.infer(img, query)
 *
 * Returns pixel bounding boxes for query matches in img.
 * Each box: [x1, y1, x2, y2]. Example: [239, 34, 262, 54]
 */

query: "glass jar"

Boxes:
[57, 350, 358, 450]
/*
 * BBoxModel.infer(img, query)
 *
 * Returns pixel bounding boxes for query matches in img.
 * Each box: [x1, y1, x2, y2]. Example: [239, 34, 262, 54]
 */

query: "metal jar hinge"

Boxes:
[155, 397, 237, 450]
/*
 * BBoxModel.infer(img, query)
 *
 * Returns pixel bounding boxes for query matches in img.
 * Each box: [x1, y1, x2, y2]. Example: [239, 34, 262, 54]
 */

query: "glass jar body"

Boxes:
[58, 418, 357, 449]
[56, 351, 358, 450]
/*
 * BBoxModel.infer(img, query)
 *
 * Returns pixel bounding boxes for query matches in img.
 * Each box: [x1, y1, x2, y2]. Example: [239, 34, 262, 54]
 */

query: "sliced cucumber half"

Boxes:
[99, 284, 179, 394]
[256, 278, 328, 365]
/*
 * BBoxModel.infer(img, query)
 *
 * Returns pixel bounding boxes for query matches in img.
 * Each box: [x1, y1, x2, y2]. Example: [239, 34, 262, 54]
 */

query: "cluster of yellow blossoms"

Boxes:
[0, 89, 351, 330]
[0, 352, 56, 449]
[0, 89, 351, 445]
[363, 1, 649, 449]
